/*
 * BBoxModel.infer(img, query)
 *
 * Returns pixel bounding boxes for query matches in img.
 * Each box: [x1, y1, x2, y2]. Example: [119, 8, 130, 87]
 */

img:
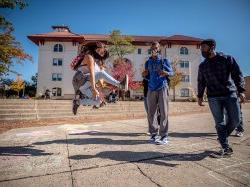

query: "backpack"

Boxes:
[70, 55, 85, 71]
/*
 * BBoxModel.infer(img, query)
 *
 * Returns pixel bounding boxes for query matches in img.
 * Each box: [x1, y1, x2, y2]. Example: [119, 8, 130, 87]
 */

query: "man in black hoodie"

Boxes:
[197, 39, 245, 158]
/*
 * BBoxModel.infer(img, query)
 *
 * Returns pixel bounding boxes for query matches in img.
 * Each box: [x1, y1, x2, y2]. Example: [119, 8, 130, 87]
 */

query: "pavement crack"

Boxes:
[193, 160, 248, 186]
[0, 145, 243, 186]
[65, 133, 74, 187]
[0, 148, 216, 183]
[0, 170, 71, 183]
[134, 163, 162, 187]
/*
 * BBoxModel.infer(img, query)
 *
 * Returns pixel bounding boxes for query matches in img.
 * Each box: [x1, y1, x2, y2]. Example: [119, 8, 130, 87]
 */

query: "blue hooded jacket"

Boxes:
[145, 55, 174, 91]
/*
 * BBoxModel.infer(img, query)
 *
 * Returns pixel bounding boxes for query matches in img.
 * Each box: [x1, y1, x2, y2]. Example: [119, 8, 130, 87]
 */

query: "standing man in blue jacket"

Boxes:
[197, 39, 245, 157]
[142, 42, 174, 145]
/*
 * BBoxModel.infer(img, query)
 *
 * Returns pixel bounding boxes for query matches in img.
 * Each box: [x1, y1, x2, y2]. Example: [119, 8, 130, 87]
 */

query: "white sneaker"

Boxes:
[156, 136, 169, 145]
[149, 134, 160, 143]
[235, 131, 243, 137]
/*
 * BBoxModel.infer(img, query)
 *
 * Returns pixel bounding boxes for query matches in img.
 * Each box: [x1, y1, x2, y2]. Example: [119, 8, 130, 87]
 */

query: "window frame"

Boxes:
[138, 48, 142, 55]
[181, 75, 190, 82]
[180, 47, 188, 55]
[180, 88, 189, 97]
[53, 44, 63, 52]
[52, 73, 57, 81]
[57, 73, 62, 81]
[180, 61, 189, 68]
[53, 58, 63, 66]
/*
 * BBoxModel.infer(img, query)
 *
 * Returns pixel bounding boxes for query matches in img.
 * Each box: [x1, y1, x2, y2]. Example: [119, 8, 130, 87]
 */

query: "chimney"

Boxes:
[51, 25, 71, 32]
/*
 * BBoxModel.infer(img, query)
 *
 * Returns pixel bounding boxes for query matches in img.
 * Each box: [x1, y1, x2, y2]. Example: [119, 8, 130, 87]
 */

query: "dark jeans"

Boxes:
[225, 104, 244, 133]
[208, 93, 240, 149]
[236, 104, 244, 132]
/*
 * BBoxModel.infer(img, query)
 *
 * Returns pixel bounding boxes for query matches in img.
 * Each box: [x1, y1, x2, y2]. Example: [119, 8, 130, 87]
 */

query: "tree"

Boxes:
[110, 59, 141, 100]
[24, 73, 37, 97]
[108, 30, 135, 65]
[111, 59, 140, 90]
[0, 0, 32, 76]
[108, 29, 139, 94]
[0, 77, 13, 86]
[31, 73, 37, 88]
[169, 59, 183, 101]
[10, 75, 24, 97]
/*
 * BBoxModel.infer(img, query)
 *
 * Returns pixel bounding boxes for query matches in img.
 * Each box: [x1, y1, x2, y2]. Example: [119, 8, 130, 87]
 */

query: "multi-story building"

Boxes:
[245, 76, 250, 101]
[28, 26, 202, 99]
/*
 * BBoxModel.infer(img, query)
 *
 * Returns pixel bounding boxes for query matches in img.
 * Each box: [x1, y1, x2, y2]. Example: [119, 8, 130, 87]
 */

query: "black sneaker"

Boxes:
[210, 147, 233, 158]
[72, 99, 80, 115]
[75, 90, 83, 99]
[100, 101, 106, 108]
[119, 74, 129, 91]
[92, 105, 99, 109]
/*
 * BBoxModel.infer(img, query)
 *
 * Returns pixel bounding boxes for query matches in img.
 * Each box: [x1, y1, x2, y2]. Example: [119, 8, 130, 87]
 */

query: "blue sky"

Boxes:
[2, 0, 250, 81]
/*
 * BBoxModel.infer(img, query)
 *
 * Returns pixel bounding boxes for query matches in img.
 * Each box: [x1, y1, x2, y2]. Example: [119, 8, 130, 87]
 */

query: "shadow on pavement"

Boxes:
[33, 138, 148, 146]
[69, 132, 146, 137]
[32, 132, 217, 146]
[69, 150, 214, 167]
[169, 132, 217, 138]
[0, 145, 53, 156]
[68, 131, 217, 138]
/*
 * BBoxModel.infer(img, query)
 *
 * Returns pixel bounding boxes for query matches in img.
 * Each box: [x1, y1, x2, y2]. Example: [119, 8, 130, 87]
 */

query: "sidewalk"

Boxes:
[0, 109, 249, 187]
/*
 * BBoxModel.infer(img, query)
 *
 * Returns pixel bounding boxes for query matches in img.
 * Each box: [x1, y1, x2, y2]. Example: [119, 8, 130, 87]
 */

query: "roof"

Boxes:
[27, 27, 203, 46]
[80, 34, 166, 45]
[161, 35, 202, 45]
[28, 30, 84, 45]
[165, 35, 202, 41]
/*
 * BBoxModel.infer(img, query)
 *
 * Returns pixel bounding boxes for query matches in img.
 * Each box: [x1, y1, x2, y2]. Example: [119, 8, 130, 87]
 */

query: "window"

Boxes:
[181, 75, 190, 82]
[52, 73, 57, 81]
[148, 49, 151, 55]
[53, 44, 63, 52]
[138, 48, 142, 54]
[53, 58, 63, 66]
[180, 61, 189, 68]
[57, 73, 62, 81]
[58, 59, 62, 66]
[52, 73, 62, 81]
[180, 88, 189, 97]
[52, 87, 62, 96]
[180, 47, 188, 55]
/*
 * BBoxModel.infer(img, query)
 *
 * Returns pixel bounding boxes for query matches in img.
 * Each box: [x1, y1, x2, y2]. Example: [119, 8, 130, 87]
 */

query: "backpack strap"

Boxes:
[160, 56, 170, 85]
[145, 60, 149, 70]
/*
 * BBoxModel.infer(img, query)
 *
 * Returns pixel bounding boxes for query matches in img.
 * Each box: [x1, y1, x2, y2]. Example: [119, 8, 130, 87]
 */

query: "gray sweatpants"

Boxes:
[147, 86, 169, 137]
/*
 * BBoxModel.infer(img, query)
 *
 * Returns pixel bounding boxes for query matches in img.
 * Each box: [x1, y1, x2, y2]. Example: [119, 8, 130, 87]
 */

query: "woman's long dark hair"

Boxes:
[78, 42, 109, 66]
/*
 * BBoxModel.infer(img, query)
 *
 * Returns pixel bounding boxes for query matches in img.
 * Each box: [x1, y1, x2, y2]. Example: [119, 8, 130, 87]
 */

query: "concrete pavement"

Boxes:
[0, 109, 249, 187]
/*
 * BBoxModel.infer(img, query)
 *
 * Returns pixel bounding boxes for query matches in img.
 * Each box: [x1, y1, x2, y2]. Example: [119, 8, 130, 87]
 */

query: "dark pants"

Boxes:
[225, 103, 244, 132]
[236, 104, 244, 132]
[208, 93, 240, 149]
